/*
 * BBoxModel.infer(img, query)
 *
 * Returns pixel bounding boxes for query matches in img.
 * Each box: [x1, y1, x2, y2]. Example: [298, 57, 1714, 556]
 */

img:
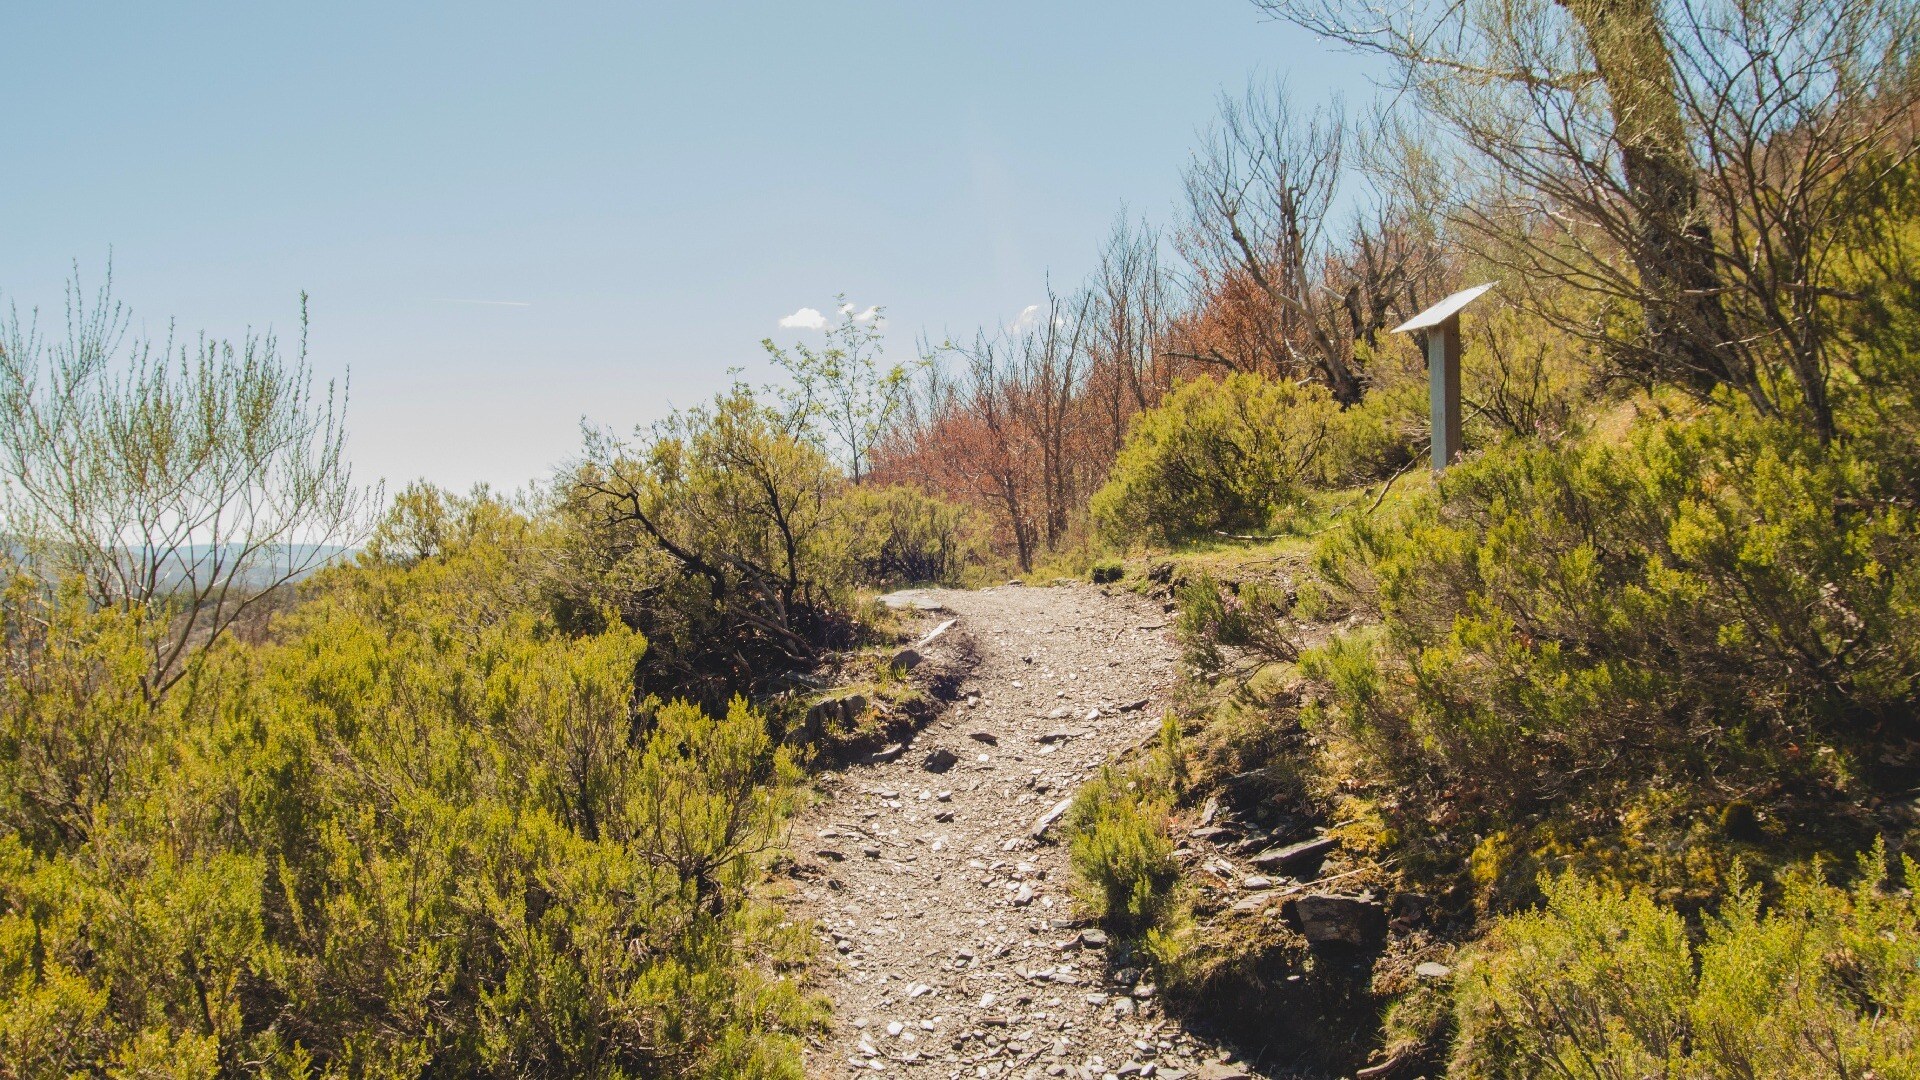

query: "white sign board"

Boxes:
[1392, 282, 1496, 334]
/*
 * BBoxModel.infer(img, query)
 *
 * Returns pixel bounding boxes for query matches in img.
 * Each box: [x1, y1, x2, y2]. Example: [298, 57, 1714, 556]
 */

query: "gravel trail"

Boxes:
[788, 583, 1257, 1080]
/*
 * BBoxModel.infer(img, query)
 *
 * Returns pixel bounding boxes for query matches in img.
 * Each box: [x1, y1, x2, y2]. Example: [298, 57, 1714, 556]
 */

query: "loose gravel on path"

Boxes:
[787, 583, 1260, 1080]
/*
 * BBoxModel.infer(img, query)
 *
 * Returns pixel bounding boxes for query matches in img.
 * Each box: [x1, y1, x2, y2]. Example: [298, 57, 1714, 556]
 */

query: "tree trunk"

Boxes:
[1560, 0, 1750, 399]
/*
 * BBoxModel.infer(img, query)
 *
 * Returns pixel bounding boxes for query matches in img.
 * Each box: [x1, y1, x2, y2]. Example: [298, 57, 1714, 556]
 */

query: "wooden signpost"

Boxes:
[1392, 282, 1495, 472]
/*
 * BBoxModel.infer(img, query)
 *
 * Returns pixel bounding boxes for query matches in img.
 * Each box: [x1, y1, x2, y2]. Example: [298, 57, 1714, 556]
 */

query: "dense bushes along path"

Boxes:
[784, 583, 1258, 1080]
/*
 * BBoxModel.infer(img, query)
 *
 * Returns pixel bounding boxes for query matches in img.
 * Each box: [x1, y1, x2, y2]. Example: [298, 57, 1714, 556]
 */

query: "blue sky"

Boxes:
[0, 2, 1374, 492]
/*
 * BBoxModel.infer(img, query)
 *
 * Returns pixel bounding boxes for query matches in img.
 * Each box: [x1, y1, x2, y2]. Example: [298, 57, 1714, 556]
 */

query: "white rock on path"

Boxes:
[1032, 796, 1075, 838]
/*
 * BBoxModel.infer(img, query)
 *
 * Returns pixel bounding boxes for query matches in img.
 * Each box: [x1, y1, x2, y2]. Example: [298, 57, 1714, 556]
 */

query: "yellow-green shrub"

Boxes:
[1305, 395, 1920, 901]
[1452, 854, 1920, 1078]
[1174, 572, 1301, 679]
[1092, 373, 1339, 545]
[0, 529, 822, 1078]
[564, 383, 857, 703]
[1067, 766, 1180, 935]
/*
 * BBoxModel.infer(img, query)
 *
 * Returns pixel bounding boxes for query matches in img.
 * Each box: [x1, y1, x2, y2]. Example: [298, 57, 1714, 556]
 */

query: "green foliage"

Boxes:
[1092, 373, 1339, 545]
[362, 480, 528, 566]
[0, 272, 374, 703]
[1462, 301, 1603, 444]
[1174, 572, 1301, 679]
[570, 382, 856, 703]
[1067, 766, 1180, 935]
[0, 530, 821, 1077]
[0, 577, 153, 855]
[837, 483, 985, 586]
[761, 297, 908, 484]
[1452, 854, 1920, 1078]
[1305, 396, 1920, 902]
[1067, 715, 1190, 941]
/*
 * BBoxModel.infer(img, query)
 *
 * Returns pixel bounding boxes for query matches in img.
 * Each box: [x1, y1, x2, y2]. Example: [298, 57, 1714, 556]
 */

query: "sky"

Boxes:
[0, 1, 1376, 494]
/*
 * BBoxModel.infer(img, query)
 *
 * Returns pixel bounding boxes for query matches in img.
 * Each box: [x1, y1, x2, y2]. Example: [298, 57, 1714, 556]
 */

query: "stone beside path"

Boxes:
[786, 583, 1265, 1080]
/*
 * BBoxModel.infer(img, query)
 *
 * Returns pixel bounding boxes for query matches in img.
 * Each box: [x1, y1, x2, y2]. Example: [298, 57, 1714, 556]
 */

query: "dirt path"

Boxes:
[786, 583, 1258, 1080]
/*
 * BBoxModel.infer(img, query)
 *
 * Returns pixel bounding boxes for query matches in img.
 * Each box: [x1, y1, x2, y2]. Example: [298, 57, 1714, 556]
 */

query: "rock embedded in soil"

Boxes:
[1248, 835, 1337, 873]
[1032, 796, 1075, 837]
[1284, 893, 1388, 946]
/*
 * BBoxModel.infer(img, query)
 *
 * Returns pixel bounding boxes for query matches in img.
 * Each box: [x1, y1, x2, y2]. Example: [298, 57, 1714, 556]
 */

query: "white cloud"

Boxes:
[783, 302, 882, 330]
[1008, 304, 1043, 333]
[433, 298, 532, 307]
[778, 306, 828, 331]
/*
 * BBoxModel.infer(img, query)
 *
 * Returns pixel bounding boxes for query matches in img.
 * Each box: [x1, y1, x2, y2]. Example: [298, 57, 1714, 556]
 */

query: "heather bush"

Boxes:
[837, 483, 986, 586]
[1304, 393, 1920, 902]
[0, 534, 821, 1078]
[1453, 854, 1920, 1079]
[1067, 766, 1180, 935]
[1092, 373, 1339, 545]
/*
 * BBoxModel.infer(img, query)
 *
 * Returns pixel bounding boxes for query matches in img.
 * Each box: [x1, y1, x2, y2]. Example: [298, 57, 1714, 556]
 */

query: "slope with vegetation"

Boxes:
[0, 280, 985, 1077]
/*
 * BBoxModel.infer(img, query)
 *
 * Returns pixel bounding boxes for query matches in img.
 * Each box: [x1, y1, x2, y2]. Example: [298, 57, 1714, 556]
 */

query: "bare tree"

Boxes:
[1010, 288, 1092, 550]
[1178, 83, 1443, 402]
[1255, 0, 1920, 440]
[1085, 213, 1177, 450]
[0, 269, 374, 702]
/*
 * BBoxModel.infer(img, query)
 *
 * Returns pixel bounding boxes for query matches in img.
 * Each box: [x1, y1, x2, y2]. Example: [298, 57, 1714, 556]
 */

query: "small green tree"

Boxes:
[762, 297, 910, 483]
[570, 382, 851, 700]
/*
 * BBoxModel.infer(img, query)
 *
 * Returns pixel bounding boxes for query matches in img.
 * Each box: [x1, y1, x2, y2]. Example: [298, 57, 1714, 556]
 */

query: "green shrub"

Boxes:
[0, 530, 823, 1078]
[1303, 397, 1920, 901]
[1175, 572, 1301, 679]
[1325, 366, 1429, 481]
[1067, 766, 1180, 935]
[363, 480, 529, 566]
[837, 483, 986, 586]
[1452, 854, 1920, 1078]
[566, 382, 857, 703]
[1092, 373, 1340, 545]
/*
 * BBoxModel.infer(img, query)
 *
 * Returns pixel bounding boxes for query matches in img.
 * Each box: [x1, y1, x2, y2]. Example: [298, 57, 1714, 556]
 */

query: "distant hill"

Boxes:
[3, 539, 355, 593]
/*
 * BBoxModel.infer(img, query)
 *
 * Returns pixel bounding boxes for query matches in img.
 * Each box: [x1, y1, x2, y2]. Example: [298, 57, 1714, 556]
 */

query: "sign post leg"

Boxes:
[1428, 316, 1462, 471]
